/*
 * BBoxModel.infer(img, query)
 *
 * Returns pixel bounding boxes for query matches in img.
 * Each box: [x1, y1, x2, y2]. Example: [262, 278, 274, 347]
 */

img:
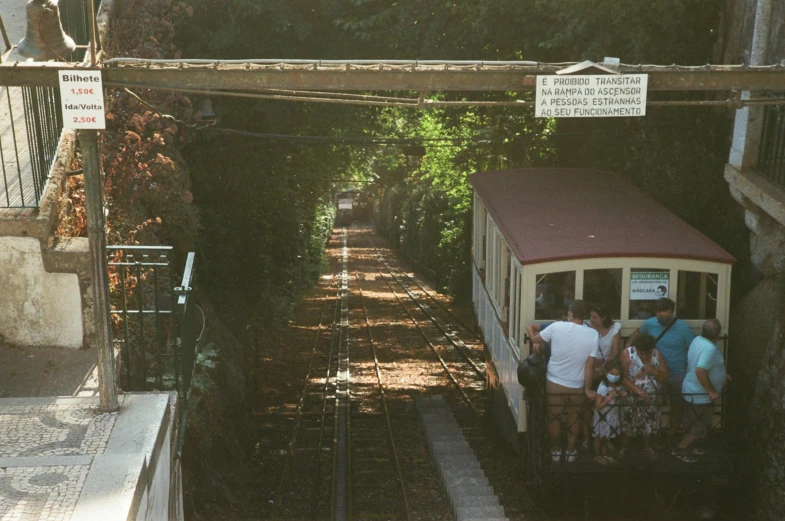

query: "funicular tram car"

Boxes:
[471, 169, 734, 503]
[335, 189, 359, 226]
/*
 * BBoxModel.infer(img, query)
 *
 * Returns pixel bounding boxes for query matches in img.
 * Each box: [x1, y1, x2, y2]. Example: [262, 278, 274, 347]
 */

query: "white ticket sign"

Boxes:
[535, 74, 648, 118]
[58, 70, 106, 129]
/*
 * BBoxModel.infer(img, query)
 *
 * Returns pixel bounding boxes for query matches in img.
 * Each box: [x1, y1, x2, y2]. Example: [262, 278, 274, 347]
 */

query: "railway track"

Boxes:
[352, 270, 412, 520]
[266, 227, 520, 520]
[269, 274, 340, 521]
[365, 236, 486, 417]
[393, 255, 481, 341]
[271, 229, 416, 521]
[369, 238, 486, 378]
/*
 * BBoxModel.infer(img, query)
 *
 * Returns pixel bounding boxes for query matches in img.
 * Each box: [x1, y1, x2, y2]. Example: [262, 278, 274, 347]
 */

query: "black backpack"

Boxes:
[517, 352, 547, 395]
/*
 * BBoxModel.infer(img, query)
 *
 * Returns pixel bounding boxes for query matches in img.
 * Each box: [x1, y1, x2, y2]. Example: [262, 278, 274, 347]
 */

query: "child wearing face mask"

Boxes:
[593, 359, 624, 465]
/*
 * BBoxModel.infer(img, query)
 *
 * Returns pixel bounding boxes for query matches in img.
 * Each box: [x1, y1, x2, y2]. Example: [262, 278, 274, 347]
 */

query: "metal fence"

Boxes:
[173, 252, 200, 404]
[0, 0, 96, 208]
[108, 246, 176, 390]
[758, 96, 785, 189]
[108, 246, 202, 458]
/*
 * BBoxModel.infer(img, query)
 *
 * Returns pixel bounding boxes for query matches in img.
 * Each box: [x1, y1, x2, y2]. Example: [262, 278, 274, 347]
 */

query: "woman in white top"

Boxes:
[589, 303, 622, 362]
[584, 303, 622, 399]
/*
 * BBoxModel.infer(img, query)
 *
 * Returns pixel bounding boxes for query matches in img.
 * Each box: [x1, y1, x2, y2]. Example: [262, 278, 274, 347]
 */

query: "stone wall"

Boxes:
[722, 2, 785, 519]
[720, 0, 785, 64]
[747, 290, 785, 519]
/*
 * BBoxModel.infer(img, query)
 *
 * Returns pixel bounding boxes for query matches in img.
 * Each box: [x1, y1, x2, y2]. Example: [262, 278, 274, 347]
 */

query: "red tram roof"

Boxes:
[470, 169, 735, 265]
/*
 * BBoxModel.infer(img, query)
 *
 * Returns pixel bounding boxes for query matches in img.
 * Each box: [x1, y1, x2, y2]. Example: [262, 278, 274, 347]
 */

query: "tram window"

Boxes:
[535, 271, 575, 320]
[628, 268, 670, 320]
[583, 269, 622, 319]
[677, 271, 718, 319]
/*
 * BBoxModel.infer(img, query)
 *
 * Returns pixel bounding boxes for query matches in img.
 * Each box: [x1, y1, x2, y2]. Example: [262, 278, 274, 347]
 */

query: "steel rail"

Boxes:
[365, 237, 481, 417]
[331, 229, 351, 521]
[380, 250, 481, 339]
[270, 276, 339, 521]
[354, 270, 413, 521]
[312, 282, 342, 520]
[369, 239, 485, 378]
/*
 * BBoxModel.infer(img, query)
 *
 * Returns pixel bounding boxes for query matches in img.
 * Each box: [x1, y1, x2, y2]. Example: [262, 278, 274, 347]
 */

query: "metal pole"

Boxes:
[88, 0, 97, 67]
[81, 129, 119, 412]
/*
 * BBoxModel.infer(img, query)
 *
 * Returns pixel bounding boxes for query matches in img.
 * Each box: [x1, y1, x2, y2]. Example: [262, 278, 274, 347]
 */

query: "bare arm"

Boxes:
[625, 328, 642, 349]
[696, 368, 719, 400]
[526, 324, 543, 354]
[620, 350, 646, 398]
[610, 331, 621, 360]
[655, 350, 670, 383]
[526, 324, 542, 340]
[585, 357, 597, 399]
[594, 392, 613, 410]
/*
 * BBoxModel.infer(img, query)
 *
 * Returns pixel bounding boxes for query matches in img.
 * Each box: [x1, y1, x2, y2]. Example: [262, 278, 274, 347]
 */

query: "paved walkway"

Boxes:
[0, 394, 171, 521]
[0, 342, 98, 400]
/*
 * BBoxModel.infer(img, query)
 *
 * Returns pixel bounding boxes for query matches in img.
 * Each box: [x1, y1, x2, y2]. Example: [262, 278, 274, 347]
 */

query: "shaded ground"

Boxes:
[0, 342, 95, 398]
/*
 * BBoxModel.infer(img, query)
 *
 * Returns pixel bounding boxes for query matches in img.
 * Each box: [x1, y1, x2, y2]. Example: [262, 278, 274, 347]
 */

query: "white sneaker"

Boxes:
[551, 449, 563, 462]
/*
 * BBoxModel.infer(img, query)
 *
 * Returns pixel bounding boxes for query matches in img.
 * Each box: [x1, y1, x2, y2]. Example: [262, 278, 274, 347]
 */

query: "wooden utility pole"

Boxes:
[1, 60, 785, 92]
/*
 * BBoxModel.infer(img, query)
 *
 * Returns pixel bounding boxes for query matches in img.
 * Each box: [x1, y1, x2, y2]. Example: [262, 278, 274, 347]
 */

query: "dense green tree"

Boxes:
[177, 0, 747, 310]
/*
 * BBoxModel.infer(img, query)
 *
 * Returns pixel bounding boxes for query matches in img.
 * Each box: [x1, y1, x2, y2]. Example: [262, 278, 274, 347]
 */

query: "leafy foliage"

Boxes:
[174, 0, 749, 310]
[55, 0, 200, 265]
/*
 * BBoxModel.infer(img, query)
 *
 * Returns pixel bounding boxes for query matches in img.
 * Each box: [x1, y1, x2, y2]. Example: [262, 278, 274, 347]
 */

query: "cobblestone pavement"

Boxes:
[0, 402, 118, 521]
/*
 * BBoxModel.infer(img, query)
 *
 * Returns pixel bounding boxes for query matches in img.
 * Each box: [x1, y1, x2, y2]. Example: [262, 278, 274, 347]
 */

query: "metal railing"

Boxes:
[173, 252, 200, 458]
[108, 246, 176, 390]
[173, 252, 200, 406]
[0, 0, 96, 208]
[758, 94, 785, 189]
[60, 0, 96, 63]
[108, 246, 202, 457]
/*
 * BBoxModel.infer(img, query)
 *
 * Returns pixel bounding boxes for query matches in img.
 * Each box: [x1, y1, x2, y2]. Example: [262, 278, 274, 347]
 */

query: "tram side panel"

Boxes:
[473, 217, 527, 447]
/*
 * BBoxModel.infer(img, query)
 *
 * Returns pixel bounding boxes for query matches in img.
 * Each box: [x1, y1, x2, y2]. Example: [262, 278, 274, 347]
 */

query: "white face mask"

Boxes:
[606, 373, 621, 383]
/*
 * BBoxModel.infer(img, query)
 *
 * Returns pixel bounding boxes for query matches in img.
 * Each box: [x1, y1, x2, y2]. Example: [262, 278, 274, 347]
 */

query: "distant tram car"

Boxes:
[471, 169, 734, 499]
[335, 190, 358, 226]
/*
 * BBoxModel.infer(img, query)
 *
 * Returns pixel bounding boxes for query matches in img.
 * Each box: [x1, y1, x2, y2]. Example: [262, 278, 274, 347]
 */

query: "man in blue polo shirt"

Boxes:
[626, 298, 694, 434]
[672, 319, 727, 463]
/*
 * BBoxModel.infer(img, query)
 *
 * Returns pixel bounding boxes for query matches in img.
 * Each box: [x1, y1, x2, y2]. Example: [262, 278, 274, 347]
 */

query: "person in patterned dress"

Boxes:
[620, 333, 670, 460]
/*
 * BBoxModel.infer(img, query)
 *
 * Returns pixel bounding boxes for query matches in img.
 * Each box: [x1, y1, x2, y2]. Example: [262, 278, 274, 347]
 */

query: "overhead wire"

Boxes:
[107, 81, 785, 109]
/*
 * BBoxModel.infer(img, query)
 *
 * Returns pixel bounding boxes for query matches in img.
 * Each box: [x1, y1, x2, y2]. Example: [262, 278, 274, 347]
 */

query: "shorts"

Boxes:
[545, 380, 585, 423]
[683, 402, 713, 439]
[663, 375, 685, 400]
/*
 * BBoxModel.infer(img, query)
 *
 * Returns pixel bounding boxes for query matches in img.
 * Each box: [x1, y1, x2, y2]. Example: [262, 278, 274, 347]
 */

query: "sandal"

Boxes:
[643, 447, 658, 461]
[565, 449, 578, 463]
[593, 455, 611, 465]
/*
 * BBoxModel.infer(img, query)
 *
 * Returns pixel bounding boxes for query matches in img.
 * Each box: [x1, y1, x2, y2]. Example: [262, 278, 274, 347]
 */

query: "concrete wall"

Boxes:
[130, 394, 184, 521]
[0, 237, 83, 347]
[0, 0, 117, 349]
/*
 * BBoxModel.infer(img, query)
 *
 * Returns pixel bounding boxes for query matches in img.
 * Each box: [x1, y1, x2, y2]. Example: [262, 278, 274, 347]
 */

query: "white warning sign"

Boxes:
[630, 271, 669, 300]
[535, 74, 648, 118]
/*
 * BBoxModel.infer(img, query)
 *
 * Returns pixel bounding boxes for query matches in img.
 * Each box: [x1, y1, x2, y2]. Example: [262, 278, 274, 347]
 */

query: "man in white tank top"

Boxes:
[531, 300, 599, 463]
